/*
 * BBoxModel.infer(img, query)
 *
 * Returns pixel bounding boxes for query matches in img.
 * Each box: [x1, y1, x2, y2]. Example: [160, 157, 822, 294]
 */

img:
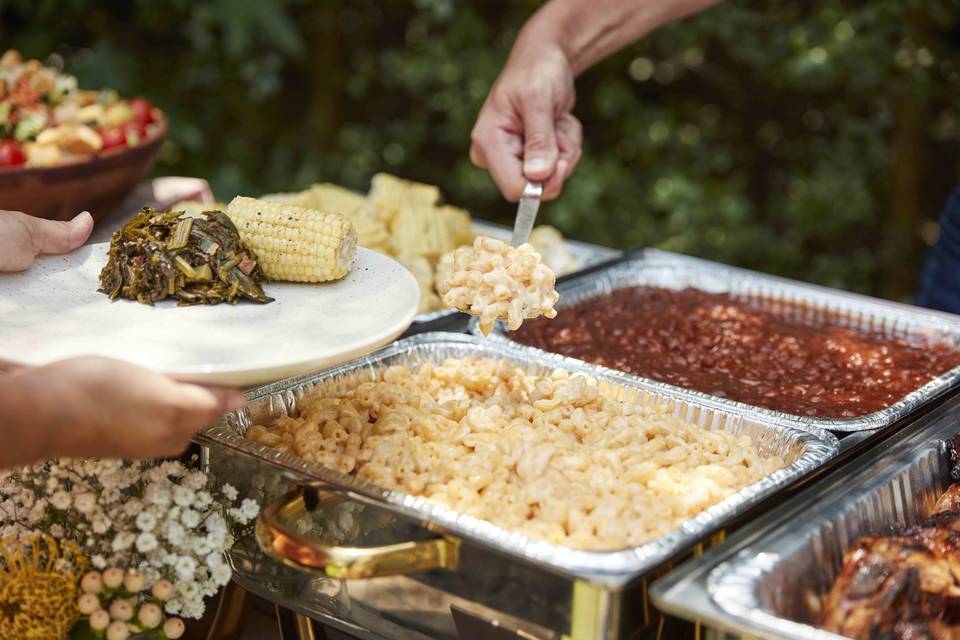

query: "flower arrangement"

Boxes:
[0, 457, 258, 639]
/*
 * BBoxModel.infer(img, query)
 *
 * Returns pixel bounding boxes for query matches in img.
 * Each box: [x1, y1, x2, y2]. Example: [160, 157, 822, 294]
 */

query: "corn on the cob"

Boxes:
[226, 196, 357, 283]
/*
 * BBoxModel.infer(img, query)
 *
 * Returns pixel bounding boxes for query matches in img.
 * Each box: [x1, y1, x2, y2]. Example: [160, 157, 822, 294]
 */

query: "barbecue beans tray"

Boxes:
[651, 394, 960, 640]
[197, 333, 836, 640]
[476, 249, 960, 433]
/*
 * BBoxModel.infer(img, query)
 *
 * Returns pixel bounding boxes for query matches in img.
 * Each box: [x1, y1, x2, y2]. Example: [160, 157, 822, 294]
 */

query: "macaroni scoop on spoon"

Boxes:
[436, 235, 559, 335]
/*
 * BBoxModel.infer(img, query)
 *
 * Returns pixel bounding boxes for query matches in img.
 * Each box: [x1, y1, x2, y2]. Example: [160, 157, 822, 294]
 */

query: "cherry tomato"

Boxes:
[128, 97, 154, 126]
[0, 140, 26, 167]
[121, 120, 146, 143]
[98, 127, 127, 150]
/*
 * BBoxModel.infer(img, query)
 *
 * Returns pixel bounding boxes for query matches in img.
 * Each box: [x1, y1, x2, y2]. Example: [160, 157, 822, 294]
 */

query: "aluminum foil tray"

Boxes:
[477, 248, 960, 433]
[651, 395, 960, 640]
[412, 221, 620, 325]
[200, 332, 836, 584]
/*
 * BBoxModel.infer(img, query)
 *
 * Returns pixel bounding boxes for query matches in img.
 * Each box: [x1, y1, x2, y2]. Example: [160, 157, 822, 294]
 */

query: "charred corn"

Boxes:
[226, 196, 357, 283]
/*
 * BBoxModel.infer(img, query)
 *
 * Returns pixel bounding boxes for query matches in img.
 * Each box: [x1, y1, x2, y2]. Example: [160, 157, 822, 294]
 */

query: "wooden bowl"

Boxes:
[0, 114, 167, 222]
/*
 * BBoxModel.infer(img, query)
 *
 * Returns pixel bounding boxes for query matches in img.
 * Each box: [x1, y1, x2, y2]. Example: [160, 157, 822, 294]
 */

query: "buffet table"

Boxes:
[69, 182, 960, 640]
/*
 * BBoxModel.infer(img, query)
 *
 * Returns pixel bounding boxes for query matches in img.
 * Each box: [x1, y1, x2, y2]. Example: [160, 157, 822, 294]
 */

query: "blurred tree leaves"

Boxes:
[1, 0, 958, 299]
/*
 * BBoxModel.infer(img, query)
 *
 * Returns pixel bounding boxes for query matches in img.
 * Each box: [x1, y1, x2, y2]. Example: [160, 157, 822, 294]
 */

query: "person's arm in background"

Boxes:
[0, 210, 245, 469]
[470, 0, 723, 201]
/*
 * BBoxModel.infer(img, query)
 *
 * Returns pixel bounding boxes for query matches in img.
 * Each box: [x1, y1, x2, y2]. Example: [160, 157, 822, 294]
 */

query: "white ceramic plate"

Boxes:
[0, 245, 419, 386]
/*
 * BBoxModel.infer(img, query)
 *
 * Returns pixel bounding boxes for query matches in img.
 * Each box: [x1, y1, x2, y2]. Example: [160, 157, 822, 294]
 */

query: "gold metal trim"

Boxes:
[255, 487, 460, 579]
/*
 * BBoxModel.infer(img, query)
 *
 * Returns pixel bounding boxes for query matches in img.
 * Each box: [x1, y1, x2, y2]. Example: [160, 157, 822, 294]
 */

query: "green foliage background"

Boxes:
[2, 0, 958, 300]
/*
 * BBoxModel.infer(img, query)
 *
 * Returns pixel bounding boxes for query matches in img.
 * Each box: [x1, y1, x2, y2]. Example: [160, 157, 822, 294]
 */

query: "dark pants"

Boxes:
[916, 187, 960, 315]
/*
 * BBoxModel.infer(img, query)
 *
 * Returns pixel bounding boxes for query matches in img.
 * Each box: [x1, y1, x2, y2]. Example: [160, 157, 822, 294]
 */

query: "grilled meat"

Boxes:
[818, 488, 960, 638]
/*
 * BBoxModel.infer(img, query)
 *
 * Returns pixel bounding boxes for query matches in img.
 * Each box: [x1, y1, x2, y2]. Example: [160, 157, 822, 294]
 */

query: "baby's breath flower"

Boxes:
[111, 532, 135, 552]
[136, 512, 157, 532]
[193, 491, 213, 510]
[135, 533, 158, 553]
[121, 500, 143, 518]
[92, 517, 111, 535]
[221, 484, 239, 501]
[180, 509, 200, 529]
[211, 563, 232, 587]
[49, 492, 71, 510]
[164, 522, 186, 546]
[174, 556, 197, 581]
[193, 538, 213, 557]
[144, 484, 171, 507]
[74, 493, 96, 513]
[173, 487, 195, 508]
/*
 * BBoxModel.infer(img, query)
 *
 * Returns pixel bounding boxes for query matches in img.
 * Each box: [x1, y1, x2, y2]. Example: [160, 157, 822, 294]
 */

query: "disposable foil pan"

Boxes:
[478, 248, 960, 433]
[198, 333, 837, 640]
[412, 221, 620, 325]
[650, 394, 960, 640]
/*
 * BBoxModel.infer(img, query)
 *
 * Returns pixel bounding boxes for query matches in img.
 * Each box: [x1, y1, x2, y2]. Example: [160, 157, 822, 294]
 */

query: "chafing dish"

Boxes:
[198, 332, 837, 640]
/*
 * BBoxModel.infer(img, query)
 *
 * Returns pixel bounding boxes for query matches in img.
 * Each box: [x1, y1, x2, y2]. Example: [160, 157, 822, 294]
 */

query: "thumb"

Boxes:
[28, 211, 94, 255]
[520, 95, 559, 182]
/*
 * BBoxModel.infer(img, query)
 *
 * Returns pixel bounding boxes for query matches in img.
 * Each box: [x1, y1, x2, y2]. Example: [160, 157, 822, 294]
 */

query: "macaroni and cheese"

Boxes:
[246, 357, 783, 550]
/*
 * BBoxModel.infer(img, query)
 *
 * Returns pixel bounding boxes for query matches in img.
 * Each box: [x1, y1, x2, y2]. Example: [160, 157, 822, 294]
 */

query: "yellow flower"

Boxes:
[0, 535, 88, 640]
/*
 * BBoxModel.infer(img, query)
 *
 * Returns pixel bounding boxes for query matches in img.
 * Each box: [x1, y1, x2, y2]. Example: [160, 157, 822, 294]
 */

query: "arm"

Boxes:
[528, 0, 722, 75]
[0, 357, 245, 469]
[470, 0, 722, 201]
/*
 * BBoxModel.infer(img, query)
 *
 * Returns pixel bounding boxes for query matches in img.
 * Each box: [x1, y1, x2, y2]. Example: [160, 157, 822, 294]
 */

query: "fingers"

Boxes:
[519, 90, 559, 182]
[25, 211, 93, 256]
[556, 113, 583, 177]
[542, 115, 583, 200]
[170, 383, 246, 429]
[471, 111, 527, 201]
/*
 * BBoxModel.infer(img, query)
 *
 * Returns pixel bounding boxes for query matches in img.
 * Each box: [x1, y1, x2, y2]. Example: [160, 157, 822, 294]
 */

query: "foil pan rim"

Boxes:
[474, 248, 960, 433]
[200, 331, 837, 584]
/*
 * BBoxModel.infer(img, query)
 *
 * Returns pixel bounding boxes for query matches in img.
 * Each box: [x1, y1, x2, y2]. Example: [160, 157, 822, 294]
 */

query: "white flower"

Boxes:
[50, 491, 71, 510]
[164, 522, 186, 546]
[123, 498, 145, 516]
[204, 530, 226, 549]
[182, 600, 206, 619]
[91, 517, 111, 535]
[164, 599, 182, 615]
[194, 538, 213, 557]
[183, 471, 206, 491]
[73, 492, 96, 513]
[136, 511, 158, 532]
[205, 552, 226, 570]
[221, 484, 239, 501]
[193, 491, 213, 510]
[136, 532, 159, 553]
[111, 532, 135, 552]
[161, 461, 186, 478]
[180, 509, 201, 529]
[175, 556, 197, 580]
[144, 485, 171, 507]
[204, 513, 227, 536]
[229, 498, 260, 524]
[91, 554, 107, 570]
[173, 486, 195, 508]
[48, 524, 65, 539]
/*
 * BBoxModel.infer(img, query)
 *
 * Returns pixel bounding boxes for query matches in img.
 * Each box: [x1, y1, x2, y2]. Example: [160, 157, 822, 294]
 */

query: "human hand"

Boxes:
[470, 39, 582, 202]
[0, 209, 93, 272]
[6, 357, 245, 464]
